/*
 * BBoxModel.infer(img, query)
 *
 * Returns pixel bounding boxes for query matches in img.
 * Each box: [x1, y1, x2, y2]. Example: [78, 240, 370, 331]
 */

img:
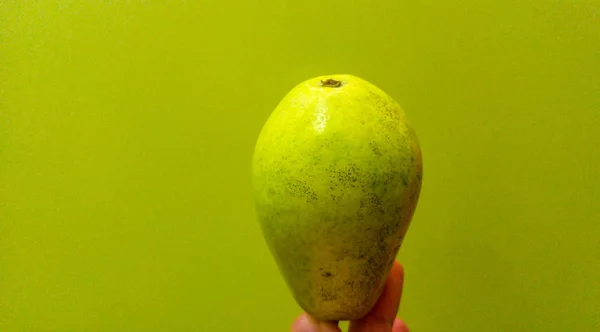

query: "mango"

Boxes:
[252, 74, 422, 321]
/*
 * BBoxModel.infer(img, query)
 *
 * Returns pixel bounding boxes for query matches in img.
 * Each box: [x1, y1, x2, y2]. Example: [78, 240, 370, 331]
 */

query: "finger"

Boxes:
[348, 261, 405, 332]
[371, 260, 405, 323]
[392, 318, 410, 332]
[291, 313, 342, 332]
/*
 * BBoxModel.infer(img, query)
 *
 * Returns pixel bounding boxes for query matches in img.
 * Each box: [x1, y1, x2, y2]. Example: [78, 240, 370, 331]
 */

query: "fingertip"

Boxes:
[291, 313, 317, 332]
[393, 318, 410, 332]
[291, 313, 341, 332]
[390, 260, 404, 282]
[290, 313, 305, 331]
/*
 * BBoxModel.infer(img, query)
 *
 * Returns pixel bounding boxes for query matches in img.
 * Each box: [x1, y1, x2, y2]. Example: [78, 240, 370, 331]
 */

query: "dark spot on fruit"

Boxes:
[330, 193, 343, 204]
[367, 256, 377, 267]
[285, 177, 317, 203]
[328, 163, 362, 189]
[401, 172, 408, 186]
[383, 132, 390, 142]
[369, 141, 382, 156]
[345, 280, 356, 290]
[322, 271, 332, 277]
[319, 287, 337, 301]
[364, 193, 384, 215]
[391, 241, 402, 254]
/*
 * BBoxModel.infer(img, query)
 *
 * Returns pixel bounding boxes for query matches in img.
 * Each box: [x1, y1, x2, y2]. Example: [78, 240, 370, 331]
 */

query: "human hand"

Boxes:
[291, 261, 409, 332]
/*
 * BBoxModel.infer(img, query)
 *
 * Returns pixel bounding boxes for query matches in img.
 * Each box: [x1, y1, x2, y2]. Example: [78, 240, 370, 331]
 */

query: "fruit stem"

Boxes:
[320, 79, 342, 88]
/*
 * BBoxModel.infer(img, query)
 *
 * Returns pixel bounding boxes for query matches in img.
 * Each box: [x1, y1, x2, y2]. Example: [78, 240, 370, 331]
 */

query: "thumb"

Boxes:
[291, 313, 342, 332]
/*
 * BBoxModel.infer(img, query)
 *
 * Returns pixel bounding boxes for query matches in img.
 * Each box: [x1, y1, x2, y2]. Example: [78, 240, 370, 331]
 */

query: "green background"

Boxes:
[1, 1, 599, 331]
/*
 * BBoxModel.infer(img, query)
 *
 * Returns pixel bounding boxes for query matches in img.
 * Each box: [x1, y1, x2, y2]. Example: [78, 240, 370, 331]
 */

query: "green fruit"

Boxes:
[252, 74, 423, 321]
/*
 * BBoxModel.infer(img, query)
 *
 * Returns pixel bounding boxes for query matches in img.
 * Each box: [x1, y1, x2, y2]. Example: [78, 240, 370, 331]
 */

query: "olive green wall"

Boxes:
[1, 1, 598, 331]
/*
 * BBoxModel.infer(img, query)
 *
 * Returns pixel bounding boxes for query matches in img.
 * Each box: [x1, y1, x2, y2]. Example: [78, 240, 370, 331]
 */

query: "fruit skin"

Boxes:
[252, 74, 422, 321]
